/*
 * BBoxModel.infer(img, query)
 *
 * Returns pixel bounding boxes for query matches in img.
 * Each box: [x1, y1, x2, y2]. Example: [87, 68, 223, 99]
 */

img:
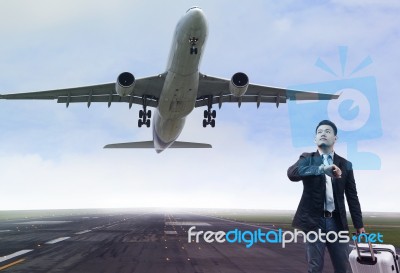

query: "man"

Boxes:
[287, 120, 365, 273]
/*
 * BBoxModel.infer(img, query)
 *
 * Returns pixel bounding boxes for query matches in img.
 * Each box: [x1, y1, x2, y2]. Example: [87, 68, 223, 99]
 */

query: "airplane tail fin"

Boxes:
[104, 141, 212, 149]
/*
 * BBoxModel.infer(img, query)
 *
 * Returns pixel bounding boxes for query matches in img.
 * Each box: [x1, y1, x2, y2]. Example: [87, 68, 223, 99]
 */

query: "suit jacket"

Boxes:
[287, 151, 364, 232]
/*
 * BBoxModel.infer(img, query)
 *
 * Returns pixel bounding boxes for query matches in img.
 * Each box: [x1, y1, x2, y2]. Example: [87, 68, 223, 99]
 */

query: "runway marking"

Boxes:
[75, 230, 91, 235]
[164, 231, 178, 235]
[0, 230, 11, 233]
[0, 259, 25, 271]
[106, 223, 122, 229]
[188, 213, 283, 234]
[166, 221, 211, 226]
[45, 237, 70, 244]
[0, 250, 32, 263]
[18, 221, 71, 225]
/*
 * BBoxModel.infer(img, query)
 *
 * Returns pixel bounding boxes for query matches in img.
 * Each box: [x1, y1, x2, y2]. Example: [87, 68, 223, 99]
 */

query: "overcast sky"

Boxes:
[0, 0, 399, 212]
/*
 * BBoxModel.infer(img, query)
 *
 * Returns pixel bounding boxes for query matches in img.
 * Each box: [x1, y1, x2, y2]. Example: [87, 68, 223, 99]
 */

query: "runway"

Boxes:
[0, 209, 370, 272]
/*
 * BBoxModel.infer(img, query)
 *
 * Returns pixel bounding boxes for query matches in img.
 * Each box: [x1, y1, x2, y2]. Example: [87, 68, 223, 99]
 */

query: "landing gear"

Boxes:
[211, 110, 216, 119]
[210, 119, 215, 128]
[189, 37, 198, 55]
[202, 96, 216, 128]
[190, 47, 198, 55]
[138, 109, 151, 128]
[138, 96, 151, 128]
[202, 114, 216, 128]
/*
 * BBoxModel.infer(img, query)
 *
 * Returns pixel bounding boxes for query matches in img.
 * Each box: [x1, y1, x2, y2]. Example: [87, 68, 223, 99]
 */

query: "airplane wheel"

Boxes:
[194, 48, 198, 54]
[190, 48, 194, 55]
[211, 119, 215, 128]
[204, 110, 208, 119]
[211, 110, 216, 119]
[203, 119, 207, 128]
[139, 110, 144, 118]
[138, 120, 142, 128]
[146, 119, 150, 128]
[147, 110, 152, 118]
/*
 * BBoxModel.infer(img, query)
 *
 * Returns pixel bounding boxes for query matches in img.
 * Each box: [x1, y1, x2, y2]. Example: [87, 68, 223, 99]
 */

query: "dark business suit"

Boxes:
[287, 151, 363, 232]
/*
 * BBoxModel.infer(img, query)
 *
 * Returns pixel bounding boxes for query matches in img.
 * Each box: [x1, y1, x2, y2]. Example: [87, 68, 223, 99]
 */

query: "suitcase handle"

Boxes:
[352, 232, 376, 263]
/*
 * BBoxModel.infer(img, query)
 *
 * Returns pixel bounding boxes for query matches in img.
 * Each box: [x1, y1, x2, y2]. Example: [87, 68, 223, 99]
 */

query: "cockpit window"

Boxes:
[186, 6, 201, 13]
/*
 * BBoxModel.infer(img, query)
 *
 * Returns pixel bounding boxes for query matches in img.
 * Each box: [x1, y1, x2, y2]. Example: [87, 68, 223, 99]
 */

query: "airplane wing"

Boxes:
[104, 141, 212, 149]
[195, 73, 339, 108]
[0, 73, 167, 108]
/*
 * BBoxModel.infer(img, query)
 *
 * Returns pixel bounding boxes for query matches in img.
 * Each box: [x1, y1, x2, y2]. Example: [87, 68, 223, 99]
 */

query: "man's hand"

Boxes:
[323, 164, 342, 178]
[331, 164, 342, 178]
[356, 227, 366, 234]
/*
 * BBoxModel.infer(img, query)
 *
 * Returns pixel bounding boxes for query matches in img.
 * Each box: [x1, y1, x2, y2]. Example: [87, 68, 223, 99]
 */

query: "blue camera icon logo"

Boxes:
[288, 46, 382, 170]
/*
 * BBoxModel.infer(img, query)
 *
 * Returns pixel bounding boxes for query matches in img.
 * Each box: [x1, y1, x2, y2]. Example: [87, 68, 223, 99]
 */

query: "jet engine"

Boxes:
[116, 72, 135, 96]
[229, 72, 249, 97]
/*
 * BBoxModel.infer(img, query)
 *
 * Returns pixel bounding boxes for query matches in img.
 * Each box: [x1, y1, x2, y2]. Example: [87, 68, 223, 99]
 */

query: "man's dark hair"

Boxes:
[315, 120, 338, 135]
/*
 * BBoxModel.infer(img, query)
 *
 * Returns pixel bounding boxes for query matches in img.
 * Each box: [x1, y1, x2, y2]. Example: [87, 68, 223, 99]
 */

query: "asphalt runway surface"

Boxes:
[0, 209, 390, 273]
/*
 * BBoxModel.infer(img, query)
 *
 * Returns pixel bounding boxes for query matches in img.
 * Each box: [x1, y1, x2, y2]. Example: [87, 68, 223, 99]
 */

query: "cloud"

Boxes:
[331, 0, 400, 8]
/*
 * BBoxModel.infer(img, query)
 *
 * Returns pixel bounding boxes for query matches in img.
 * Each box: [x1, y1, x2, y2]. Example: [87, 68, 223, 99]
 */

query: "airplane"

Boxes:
[0, 7, 339, 153]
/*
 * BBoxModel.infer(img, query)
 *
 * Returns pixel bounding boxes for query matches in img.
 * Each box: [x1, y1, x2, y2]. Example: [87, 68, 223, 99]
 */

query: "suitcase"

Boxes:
[349, 235, 399, 273]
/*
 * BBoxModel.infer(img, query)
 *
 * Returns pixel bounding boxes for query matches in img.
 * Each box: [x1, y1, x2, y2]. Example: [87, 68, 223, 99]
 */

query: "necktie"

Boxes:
[323, 154, 335, 212]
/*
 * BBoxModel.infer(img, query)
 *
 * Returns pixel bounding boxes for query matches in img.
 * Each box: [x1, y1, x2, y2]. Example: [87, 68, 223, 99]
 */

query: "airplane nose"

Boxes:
[186, 7, 206, 23]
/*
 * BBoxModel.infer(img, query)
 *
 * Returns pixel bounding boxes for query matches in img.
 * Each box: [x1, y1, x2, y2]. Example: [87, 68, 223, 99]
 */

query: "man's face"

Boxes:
[314, 125, 337, 148]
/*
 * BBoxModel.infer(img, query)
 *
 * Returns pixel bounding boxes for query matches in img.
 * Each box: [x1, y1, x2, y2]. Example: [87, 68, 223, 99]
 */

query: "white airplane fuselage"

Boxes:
[153, 7, 207, 152]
